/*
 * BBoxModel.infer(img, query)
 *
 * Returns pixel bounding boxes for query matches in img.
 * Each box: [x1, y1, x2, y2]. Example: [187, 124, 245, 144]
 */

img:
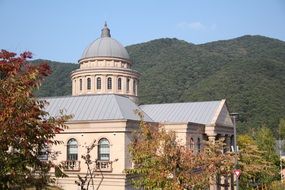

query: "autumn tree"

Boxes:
[237, 134, 276, 189]
[126, 116, 234, 190]
[0, 50, 70, 189]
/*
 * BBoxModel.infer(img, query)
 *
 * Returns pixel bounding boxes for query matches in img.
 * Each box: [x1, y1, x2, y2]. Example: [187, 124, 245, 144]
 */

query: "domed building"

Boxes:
[71, 23, 139, 103]
[44, 23, 235, 190]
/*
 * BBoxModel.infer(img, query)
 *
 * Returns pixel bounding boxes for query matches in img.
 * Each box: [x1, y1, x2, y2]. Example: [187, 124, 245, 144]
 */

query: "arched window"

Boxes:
[126, 78, 130, 92]
[107, 77, 112, 90]
[133, 80, 136, 93]
[97, 77, 101, 90]
[118, 78, 122, 90]
[38, 144, 48, 160]
[190, 138, 195, 150]
[98, 138, 110, 161]
[79, 79, 82, 91]
[87, 78, 91, 90]
[197, 138, 201, 153]
[67, 138, 78, 160]
[73, 80, 76, 94]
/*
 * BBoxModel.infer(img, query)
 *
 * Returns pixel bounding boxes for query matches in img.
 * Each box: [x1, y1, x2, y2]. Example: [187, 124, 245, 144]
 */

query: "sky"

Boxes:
[1, 0, 285, 63]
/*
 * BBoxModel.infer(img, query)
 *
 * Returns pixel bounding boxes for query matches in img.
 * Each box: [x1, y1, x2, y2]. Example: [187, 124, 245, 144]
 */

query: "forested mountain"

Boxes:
[34, 35, 285, 133]
[33, 61, 78, 97]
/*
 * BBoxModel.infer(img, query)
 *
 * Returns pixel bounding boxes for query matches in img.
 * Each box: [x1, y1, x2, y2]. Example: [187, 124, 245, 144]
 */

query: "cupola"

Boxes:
[70, 23, 140, 103]
[80, 22, 130, 61]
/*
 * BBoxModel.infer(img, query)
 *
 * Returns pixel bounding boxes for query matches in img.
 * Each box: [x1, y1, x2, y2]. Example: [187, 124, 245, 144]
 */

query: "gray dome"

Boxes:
[81, 23, 130, 60]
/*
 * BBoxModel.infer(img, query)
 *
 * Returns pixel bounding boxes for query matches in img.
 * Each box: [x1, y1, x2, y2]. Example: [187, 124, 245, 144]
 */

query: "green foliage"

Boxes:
[254, 126, 280, 184]
[238, 129, 279, 189]
[35, 35, 285, 132]
[255, 126, 279, 164]
[269, 181, 285, 190]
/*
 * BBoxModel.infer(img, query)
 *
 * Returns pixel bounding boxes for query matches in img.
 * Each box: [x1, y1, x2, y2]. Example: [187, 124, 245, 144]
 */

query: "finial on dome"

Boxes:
[101, 22, 111, 38]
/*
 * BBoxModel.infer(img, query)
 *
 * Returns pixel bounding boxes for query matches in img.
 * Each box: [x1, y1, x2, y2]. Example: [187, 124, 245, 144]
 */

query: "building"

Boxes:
[44, 23, 235, 190]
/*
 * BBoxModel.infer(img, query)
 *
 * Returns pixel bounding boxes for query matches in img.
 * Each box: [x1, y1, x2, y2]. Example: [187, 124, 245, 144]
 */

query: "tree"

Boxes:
[0, 50, 70, 189]
[255, 126, 279, 164]
[126, 115, 234, 190]
[237, 134, 276, 189]
[254, 126, 280, 186]
[278, 118, 285, 180]
[75, 140, 118, 190]
[75, 140, 97, 190]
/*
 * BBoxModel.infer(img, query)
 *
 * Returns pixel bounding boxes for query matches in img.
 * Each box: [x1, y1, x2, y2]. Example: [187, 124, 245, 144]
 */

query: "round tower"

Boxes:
[71, 23, 140, 102]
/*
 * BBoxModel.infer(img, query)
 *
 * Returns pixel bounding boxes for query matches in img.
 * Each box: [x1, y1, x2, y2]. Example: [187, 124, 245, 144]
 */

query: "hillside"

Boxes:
[33, 60, 78, 97]
[34, 35, 285, 133]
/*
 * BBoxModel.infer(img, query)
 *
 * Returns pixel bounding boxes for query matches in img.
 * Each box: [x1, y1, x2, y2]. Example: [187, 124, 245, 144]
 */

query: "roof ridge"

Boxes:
[141, 100, 222, 107]
[113, 95, 127, 119]
[210, 99, 226, 125]
[138, 105, 154, 122]
[140, 100, 223, 125]
[39, 95, 73, 99]
[40, 94, 127, 100]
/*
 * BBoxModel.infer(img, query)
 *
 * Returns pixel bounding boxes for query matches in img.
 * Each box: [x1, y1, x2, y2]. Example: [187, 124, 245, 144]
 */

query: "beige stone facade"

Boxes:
[49, 120, 234, 189]
[45, 24, 235, 190]
[71, 57, 139, 102]
[49, 120, 136, 190]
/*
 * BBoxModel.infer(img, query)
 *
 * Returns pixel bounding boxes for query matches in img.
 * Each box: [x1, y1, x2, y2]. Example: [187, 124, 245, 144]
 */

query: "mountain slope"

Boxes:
[32, 60, 79, 97]
[34, 35, 285, 132]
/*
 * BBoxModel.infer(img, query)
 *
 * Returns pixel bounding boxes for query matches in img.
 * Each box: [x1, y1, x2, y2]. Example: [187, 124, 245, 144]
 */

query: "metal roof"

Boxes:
[41, 95, 231, 126]
[42, 94, 152, 122]
[81, 24, 130, 60]
[140, 100, 224, 125]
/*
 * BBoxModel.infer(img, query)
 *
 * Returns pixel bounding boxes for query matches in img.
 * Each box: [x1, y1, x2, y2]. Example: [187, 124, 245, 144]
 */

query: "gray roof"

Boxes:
[42, 95, 232, 126]
[140, 100, 225, 125]
[81, 24, 130, 60]
[42, 94, 152, 122]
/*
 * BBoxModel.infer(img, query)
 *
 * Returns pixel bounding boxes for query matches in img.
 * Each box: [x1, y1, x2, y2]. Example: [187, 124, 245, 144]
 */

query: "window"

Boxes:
[133, 80, 136, 93]
[87, 78, 91, 90]
[38, 145, 48, 160]
[118, 78, 122, 90]
[197, 138, 201, 153]
[189, 138, 195, 150]
[97, 77, 101, 90]
[126, 78, 130, 92]
[224, 135, 229, 153]
[107, 77, 112, 90]
[67, 138, 78, 160]
[98, 138, 110, 161]
[79, 79, 82, 91]
[230, 135, 234, 152]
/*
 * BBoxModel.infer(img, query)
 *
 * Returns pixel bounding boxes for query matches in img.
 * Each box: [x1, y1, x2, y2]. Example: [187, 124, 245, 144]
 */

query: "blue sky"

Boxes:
[1, 0, 284, 63]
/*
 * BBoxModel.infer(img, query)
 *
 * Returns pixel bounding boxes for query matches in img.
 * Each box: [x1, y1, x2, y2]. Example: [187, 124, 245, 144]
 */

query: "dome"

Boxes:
[81, 23, 130, 60]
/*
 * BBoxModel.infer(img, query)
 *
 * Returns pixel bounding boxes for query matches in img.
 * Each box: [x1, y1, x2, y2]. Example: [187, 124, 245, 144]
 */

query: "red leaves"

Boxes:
[0, 50, 70, 187]
[20, 51, 32, 59]
[0, 49, 51, 79]
[0, 49, 16, 60]
[37, 63, 51, 77]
